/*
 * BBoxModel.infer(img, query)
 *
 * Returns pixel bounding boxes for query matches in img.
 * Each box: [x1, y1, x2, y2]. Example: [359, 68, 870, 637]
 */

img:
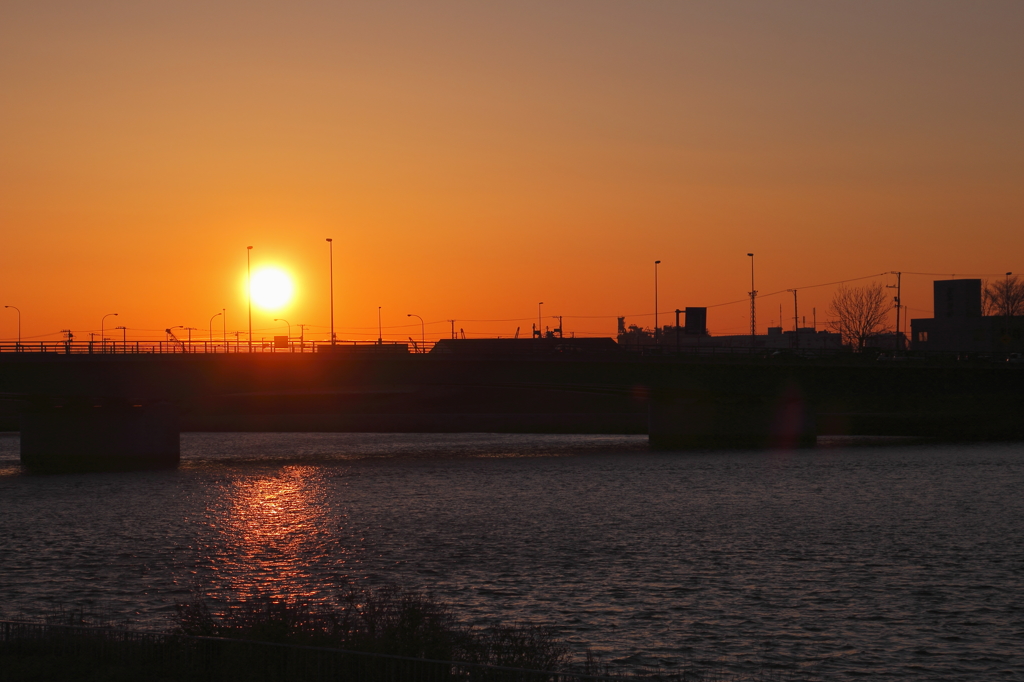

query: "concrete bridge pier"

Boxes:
[648, 383, 816, 450]
[20, 401, 179, 472]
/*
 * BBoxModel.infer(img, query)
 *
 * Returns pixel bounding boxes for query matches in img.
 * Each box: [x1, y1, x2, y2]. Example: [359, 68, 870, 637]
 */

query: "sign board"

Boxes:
[274, 335, 288, 349]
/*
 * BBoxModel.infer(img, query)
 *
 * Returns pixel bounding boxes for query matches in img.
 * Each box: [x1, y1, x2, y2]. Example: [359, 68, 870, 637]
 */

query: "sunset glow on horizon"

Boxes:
[1, 2, 1021, 342]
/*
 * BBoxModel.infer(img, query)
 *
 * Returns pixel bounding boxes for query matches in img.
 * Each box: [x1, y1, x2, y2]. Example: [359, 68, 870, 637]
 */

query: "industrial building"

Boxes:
[617, 308, 843, 353]
[911, 279, 1024, 354]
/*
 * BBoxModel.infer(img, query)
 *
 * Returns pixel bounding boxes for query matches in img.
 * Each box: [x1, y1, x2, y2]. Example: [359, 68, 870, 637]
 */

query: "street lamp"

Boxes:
[247, 246, 253, 352]
[747, 253, 757, 339]
[4, 306, 20, 346]
[407, 314, 425, 351]
[326, 238, 335, 345]
[101, 313, 118, 353]
[654, 260, 661, 339]
[167, 325, 184, 352]
[209, 312, 222, 347]
[274, 318, 291, 351]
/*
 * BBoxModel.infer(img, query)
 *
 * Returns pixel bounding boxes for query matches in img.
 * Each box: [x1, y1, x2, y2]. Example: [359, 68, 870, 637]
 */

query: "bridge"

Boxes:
[1, 340, 1022, 471]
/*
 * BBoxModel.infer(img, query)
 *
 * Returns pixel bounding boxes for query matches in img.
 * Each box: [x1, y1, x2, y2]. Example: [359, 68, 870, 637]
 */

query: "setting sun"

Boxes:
[249, 268, 294, 310]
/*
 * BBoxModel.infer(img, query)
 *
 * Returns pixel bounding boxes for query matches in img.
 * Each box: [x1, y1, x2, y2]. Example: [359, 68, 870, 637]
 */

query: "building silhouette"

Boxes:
[911, 279, 1023, 354]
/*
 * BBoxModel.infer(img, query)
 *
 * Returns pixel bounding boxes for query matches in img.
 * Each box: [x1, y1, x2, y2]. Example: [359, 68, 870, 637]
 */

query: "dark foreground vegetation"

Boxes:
[1, 586, 804, 682]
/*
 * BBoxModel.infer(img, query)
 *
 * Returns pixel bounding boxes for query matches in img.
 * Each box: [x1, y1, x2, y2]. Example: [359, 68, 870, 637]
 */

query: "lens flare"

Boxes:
[249, 268, 294, 310]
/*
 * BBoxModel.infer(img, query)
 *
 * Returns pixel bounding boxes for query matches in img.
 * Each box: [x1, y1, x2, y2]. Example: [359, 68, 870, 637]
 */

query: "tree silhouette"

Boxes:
[982, 275, 1024, 317]
[827, 282, 892, 350]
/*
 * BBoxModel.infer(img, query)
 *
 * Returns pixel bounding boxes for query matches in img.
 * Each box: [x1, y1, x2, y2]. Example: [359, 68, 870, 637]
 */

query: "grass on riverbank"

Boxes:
[175, 584, 572, 671]
[2, 587, 810, 681]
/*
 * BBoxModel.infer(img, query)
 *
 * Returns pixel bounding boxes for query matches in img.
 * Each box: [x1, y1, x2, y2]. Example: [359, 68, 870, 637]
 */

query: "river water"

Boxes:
[0, 432, 1022, 679]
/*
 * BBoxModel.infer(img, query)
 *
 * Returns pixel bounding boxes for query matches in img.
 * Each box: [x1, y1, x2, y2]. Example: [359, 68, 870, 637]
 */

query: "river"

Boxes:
[1, 432, 1021, 679]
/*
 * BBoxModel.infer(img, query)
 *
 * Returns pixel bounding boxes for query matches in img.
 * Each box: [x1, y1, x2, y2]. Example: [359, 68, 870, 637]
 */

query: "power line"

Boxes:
[902, 271, 1016, 277]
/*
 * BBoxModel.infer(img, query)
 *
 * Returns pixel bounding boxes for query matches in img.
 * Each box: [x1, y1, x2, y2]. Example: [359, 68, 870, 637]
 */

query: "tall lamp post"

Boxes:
[101, 313, 118, 353]
[247, 246, 253, 352]
[747, 253, 757, 340]
[209, 312, 222, 350]
[4, 306, 20, 346]
[168, 325, 184, 352]
[407, 314, 425, 352]
[326, 238, 335, 345]
[274, 318, 291, 352]
[654, 260, 661, 339]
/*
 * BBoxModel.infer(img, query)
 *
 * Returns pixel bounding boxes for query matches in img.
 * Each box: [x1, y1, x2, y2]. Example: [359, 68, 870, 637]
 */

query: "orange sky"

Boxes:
[2, 1, 1022, 343]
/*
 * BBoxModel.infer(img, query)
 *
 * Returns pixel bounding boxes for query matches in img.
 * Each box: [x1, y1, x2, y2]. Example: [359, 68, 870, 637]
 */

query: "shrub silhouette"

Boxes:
[174, 584, 569, 671]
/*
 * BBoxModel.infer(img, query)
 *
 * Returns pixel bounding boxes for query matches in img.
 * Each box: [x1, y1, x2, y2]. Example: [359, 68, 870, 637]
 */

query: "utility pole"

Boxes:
[888, 272, 902, 352]
[747, 253, 757, 341]
[654, 261, 661, 340]
[788, 289, 799, 349]
[449, 320, 456, 340]
[675, 309, 682, 353]
[1005, 272, 1013, 319]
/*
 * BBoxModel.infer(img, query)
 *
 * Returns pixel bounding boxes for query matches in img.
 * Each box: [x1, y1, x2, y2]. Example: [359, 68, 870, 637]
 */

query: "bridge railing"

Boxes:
[0, 340, 434, 355]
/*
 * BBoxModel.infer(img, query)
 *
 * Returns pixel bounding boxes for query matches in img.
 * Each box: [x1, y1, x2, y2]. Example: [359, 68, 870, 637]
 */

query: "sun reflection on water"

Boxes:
[203, 466, 350, 603]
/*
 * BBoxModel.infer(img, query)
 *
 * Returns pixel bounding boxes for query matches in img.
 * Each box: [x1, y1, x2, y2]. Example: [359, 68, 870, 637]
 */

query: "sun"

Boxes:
[249, 268, 294, 310]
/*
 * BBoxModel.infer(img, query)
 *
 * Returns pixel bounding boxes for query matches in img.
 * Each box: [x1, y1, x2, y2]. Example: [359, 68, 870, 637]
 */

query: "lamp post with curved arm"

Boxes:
[209, 312, 222, 351]
[247, 246, 253, 352]
[4, 306, 20, 346]
[326, 238, 335, 345]
[654, 260, 661, 340]
[167, 325, 184, 353]
[101, 313, 118, 353]
[407, 314, 425, 351]
[274, 318, 291, 352]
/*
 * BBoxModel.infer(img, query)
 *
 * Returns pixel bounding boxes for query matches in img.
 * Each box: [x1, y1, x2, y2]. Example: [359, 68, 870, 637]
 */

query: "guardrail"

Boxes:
[0, 620, 625, 682]
[0, 340, 436, 355]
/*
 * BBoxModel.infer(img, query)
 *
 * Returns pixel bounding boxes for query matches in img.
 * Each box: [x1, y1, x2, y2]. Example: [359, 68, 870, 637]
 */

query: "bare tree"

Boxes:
[982, 275, 1024, 317]
[827, 282, 892, 350]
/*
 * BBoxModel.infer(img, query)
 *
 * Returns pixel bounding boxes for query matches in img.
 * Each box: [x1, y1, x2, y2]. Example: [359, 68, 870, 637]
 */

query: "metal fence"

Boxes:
[0, 621, 627, 682]
[0, 340, 435, 355]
